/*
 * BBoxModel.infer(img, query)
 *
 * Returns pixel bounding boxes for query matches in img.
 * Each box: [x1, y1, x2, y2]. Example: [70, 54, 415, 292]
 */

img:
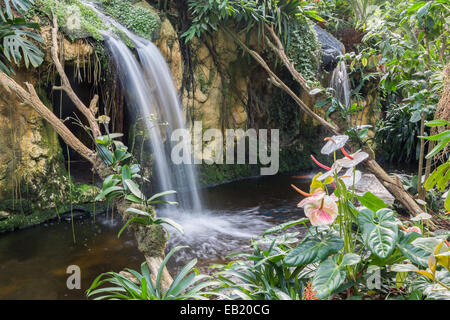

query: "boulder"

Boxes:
[355, 173, 395, 205]
[314, 25, 345, 72]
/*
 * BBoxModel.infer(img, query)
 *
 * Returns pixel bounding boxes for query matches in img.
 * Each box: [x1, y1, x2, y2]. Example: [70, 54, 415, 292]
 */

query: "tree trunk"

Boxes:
[417, 112, 426, 200]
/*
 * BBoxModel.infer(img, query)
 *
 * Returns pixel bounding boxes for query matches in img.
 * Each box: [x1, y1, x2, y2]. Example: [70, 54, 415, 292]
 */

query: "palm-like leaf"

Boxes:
[0, 17, 43, 72]
[1, 0, 34, 20]
[86, 246, 220, 300]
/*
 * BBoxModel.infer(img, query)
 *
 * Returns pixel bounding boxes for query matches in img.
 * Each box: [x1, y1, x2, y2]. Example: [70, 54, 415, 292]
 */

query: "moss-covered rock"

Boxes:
[286, 18, 321, 82]
[101, 0, 161, 41]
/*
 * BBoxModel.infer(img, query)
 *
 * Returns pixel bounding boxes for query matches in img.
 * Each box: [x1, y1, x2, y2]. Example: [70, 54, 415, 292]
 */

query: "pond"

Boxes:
[0, 174, 312, 299]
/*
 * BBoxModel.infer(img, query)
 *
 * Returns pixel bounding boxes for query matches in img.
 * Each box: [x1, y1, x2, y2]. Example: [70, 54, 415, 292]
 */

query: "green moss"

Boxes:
[198, 163, 259, 186]
[100, 0, 161, 41]
[286, 17, 321, 82]
[0, 201, 107, 232]
[29, 0, 105, 40]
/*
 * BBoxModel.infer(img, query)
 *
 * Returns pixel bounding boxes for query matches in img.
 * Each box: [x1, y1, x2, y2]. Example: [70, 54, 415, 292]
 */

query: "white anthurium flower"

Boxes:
[411, 212, 432, 221]
[336, 150, 369, 168]
[320, 135, 349, 155]
[339, 168, 362, 187]
[316, 162, 343, 181]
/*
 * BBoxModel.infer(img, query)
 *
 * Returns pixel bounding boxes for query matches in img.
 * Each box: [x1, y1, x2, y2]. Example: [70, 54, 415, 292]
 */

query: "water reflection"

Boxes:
[0, 174, 310, 299]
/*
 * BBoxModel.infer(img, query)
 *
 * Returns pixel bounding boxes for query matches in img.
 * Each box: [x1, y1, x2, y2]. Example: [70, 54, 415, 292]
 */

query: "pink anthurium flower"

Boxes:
[401, 225, 422, 234]
[291, 185, 338, 226]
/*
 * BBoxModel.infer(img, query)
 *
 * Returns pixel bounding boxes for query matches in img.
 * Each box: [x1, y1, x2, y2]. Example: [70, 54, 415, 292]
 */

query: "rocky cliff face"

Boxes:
[0, 32, 98, 227]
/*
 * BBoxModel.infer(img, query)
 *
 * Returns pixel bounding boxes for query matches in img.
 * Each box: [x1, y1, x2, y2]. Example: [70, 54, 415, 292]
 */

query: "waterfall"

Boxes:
[330, 61, 351, 108]
[88, 4, 202, 212]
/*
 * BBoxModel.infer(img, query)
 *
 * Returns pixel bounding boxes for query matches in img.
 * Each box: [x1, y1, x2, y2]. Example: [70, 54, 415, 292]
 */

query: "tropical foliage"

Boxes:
[211, 135, 449, 300]
[0, 0, 43, 74]
[87, 246, 222, 300]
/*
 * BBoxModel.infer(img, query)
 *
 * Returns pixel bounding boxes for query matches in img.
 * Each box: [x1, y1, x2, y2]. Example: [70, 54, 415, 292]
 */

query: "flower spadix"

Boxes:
[291, 184, 338, 226]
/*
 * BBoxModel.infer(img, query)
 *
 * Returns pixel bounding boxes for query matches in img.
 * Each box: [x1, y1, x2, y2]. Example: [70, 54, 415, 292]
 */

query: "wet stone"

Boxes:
[354, 173, 395, 205]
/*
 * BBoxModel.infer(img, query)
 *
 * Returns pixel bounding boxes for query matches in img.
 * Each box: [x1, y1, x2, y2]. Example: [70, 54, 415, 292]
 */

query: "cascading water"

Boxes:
[87, 4, 202, 212]
[330, 60, 351, 108]
[82, 3, 280, 265]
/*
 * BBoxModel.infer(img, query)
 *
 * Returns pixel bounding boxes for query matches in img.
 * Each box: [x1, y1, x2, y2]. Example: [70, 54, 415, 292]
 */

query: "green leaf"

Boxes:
[425, 120, 450, 127]
[284, 233, 343, 267]
[419, 130, 450, 141]
[262, 218, 309, 236]
[397, 232, 429, 268]
[312, 256, 346, 299]
[95, 133, 123, 146]
[102, 174, 120, 189]
[358, 208, 399, 259]
[356, 192, 388, 212]
[147, 190, 177, 204]
[96, 144, 113, 165]
[391, 264, 419, 272]
[341, 253, 361, 267]
[409, 110, 421, 123]
[121, 165, 132, 182]
[124, 179, 145, 200]
[425, 139, 449, 159]
[117, 217, 139, 238]
[125, 194, 143, 203]
[124, 207, 152, 218]
[3, 0, 34, 19]
[95, 185, 124, 201]
[3, 27, 43, 68]
[155, 217, 184, 235]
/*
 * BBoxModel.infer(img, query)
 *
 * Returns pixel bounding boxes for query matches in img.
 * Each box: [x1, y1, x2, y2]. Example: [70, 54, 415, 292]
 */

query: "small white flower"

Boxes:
[336, 150, 369, 168]
[339, 168, 362, 187]
[321, 135, 349, 155]
[316, 162, 343, 181]
[411, 212, 432, 221]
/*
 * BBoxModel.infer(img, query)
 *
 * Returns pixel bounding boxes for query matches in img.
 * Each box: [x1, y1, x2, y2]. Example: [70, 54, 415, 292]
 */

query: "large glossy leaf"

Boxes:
[3, 0, 34, 19]
[3, 25, 43, 68]
[358, 208, 399, 259]
[397, 232, 429, 267]
[284, 232, 343, 266]
[124, 179, 145, 200]
[341, 253, 361, 267]
[155, 217, 184, 235]
[95, 185, 124, 201]
[356, 191, 387, 212]
[312, 256, 346, 299]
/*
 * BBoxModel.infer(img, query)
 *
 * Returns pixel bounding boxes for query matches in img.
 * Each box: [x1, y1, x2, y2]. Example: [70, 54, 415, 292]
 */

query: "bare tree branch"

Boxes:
[50, 10, 102, 139]
[0, 72, 96, 164]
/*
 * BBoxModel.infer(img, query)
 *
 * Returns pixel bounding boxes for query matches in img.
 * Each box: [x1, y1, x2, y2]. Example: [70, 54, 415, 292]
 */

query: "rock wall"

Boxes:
[0, 33, 98, 228]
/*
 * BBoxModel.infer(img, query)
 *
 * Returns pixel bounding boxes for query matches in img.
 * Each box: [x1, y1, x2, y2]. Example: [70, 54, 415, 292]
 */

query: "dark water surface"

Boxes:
[0, 174, 311, 299]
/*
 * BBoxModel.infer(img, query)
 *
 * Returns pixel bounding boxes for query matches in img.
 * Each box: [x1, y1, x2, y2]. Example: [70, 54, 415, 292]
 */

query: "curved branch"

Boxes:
[0, 72, 96, 164]
[50, 10, 101, 139]
[221, 26, 340, 135]
[264, 24, 310, 93]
